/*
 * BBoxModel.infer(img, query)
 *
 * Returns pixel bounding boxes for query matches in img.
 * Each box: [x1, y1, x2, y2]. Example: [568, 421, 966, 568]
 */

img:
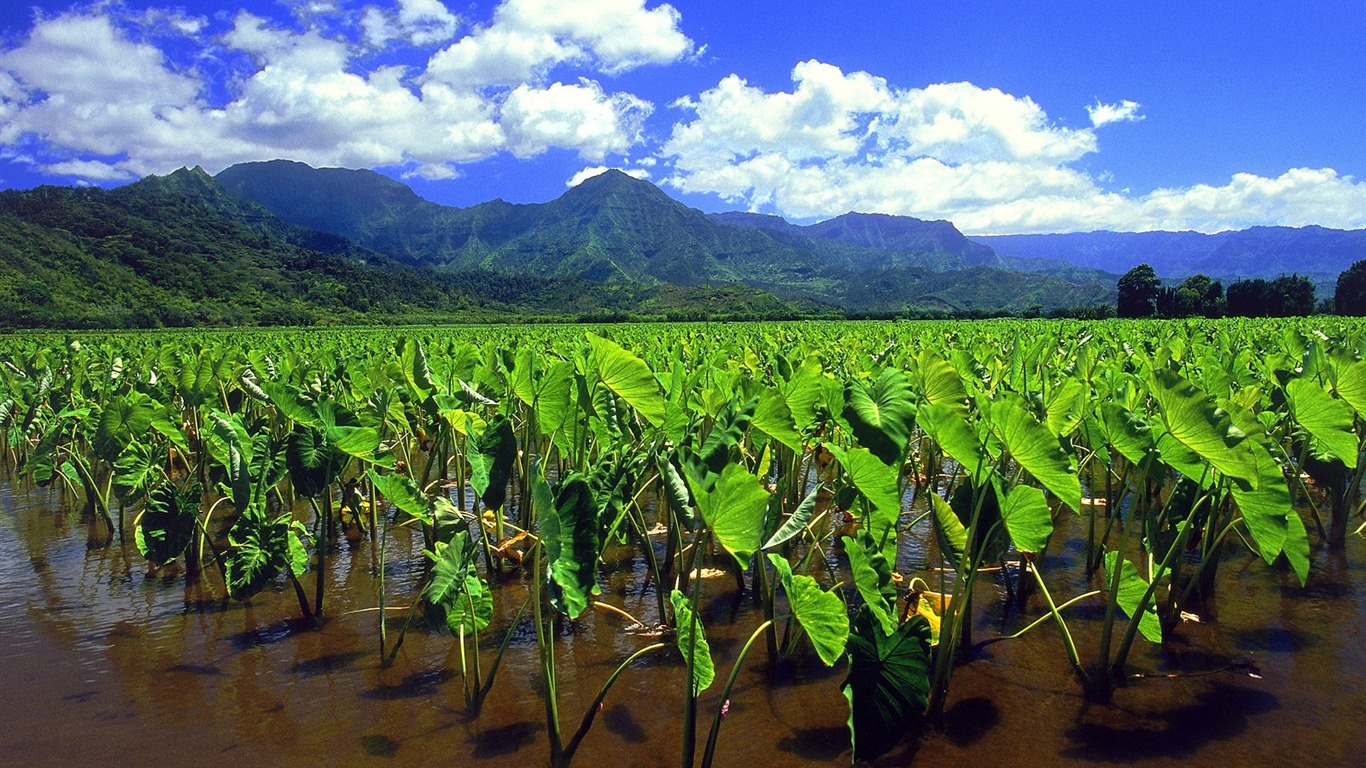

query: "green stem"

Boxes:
[1028, 562, 1092, 692]
[701, 620, 774, 768]
[559, 642, 668, 766]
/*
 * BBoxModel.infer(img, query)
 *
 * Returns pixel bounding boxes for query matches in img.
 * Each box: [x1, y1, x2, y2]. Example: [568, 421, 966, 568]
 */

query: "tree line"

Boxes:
[1116, 259, 1366, 318]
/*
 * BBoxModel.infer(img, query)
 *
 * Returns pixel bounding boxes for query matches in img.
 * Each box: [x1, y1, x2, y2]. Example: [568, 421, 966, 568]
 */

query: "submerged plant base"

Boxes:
[2, 480, 1364, 767]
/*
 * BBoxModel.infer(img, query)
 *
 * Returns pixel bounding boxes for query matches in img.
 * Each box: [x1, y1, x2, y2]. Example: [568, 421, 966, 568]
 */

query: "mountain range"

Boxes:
[2, 159, 1363, 329]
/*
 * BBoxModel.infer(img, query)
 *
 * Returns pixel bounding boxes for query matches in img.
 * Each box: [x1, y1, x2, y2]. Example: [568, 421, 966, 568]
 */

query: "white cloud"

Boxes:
[424, 0, 694, 88]
[662, 61, 1366, 233]
[567, 165, 650, 186]
[1088, 99, 1143, 128]
[362, 0, 461, 48]
[502, 80, 650, 160]
[0, 3, 682, 181]
[494, 0, 694, 74]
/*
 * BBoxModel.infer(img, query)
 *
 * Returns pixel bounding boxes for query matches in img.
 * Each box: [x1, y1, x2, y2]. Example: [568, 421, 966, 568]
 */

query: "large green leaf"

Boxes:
[1149, 369, 1258, 485]
[834, 445, 901, 565]
[94, 392, 155, 462]
[999, 482, 1052, 554]
[469, 414, 517, 511]
[1334, 359, 1366, 420]
[769, 553, 849, 666]
[135, 485, 198, 567]
[1221, 399, 1295, 571]
[1097, 403, 1155, 466]
[286, 426, 345, 498]
[686, 461, 770, 570]
[317, 399, 380, 459]
[540, 473, 601, 619]
[671, 590, 714, 694]
[989, 394, 1080, 513]
[751, 386, 805, 454]
[261, 381, 322, 428]
[1286, 378, 1358, 469]
[914, 350, 968, 412]
[782, 355, 825, 432]
[397, 337, 435, 401]
[762, 486, 821, 550]
[366, 468, 432, 524]
[424, 533, 492, 634]
[223, 504, 291, 601]
[209, 411, 253, 515]
[917, 402, 988, 484]
[843, 368, 915, 466]
[843, 533, 898, 635]
[112, 440, 159, 501]
[842, 610, 932, 762]
[588, 334, 666, 427]
[1282, 507, 1311, 586]
[1103, 549, 1162, 644]
[929, 493, 967, 570]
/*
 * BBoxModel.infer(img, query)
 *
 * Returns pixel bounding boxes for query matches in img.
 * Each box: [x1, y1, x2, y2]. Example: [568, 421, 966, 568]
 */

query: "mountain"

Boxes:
[0, 168, 814, 329]
[0, 160, 1128, 329]
[977, 227, 1366, 283]
[218, 162, 836, 293]
[217, 160, 1108, 312]
[711, 210, 1003, 272]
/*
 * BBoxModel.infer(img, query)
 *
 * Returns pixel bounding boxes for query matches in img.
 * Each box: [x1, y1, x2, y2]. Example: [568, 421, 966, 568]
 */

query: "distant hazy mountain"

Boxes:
[976, 227, 1366, 281]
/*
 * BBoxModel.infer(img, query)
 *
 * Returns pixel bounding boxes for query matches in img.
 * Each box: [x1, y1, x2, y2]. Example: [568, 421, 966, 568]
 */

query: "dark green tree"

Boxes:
[1336, 259, 1366, 315]
[1271, 274, 1315, 316]
[1173, 274, 1224, 317]
[1117, 263, 1159, 318]
[1226, 278, 1271, 317]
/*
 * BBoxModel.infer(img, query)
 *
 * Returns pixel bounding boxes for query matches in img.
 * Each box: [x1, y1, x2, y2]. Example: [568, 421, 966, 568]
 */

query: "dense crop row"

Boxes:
[1, 319, 1361, 764]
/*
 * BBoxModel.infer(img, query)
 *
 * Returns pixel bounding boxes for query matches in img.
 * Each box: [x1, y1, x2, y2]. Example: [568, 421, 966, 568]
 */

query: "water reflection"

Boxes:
[1, 472, 1364, 767]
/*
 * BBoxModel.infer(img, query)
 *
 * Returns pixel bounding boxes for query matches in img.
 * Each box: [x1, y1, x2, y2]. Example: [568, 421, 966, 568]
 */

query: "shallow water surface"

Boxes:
[2, 475, 1364, 767]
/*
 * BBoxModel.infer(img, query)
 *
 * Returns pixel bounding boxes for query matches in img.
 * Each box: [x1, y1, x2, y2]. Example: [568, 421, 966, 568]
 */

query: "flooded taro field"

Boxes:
[6, 321, 1366, 767]
[3, 467, 1364, 767]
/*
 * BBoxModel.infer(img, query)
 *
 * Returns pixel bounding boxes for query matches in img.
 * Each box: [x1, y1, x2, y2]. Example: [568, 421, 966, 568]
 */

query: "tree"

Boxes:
[1226, 278, 1271, 317]
[1271, 275, 1315, 316]
[1116, 264, 1159, 318]
[1336, 259, 1366, 315]
[1173, 274, 1223, 317]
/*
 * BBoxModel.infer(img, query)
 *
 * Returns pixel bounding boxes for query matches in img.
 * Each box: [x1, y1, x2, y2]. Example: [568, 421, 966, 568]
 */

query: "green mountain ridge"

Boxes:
[215, 160, 1112, 312]
[0, 160, 1126, 329]
[0, 168, 814, 329]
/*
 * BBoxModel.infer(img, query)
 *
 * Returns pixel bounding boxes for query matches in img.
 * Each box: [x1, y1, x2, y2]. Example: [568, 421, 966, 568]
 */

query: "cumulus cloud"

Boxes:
[1087, 99, 1143, 128]
[0, 1, 693, 181]
[663, 61, 1366, 233]
[362, 0, 461, 48]
[425, 0, 694, 88]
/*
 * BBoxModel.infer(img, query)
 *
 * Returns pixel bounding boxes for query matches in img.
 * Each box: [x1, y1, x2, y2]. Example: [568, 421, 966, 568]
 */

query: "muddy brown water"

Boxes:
[2, 475, 1364, 767]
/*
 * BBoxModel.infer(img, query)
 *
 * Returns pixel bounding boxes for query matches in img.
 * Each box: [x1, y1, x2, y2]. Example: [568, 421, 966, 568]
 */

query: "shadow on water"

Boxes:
[469, 720, 539, 759]
[602, 702, 648, 744]
[775, 725, 849, 762]
[290, 650, 367, 677]
[1062, 683, 1279, 762]
[359, 733, 400, 757]
[943, 696, 1001, 747]
[166, 663, 225, 676]
[359, 666, 457, 700]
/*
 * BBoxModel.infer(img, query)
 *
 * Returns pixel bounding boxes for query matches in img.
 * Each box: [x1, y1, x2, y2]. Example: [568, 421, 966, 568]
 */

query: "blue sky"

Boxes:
[0, 0, 1362, 234]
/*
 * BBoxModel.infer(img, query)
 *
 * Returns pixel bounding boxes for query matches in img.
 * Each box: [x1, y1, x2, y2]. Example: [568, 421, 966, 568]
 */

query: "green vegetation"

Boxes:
[0, 164, 1120, 329]
[2, 317, 1358, 763]
[0, 169, 820, 328]
[1118, 263, 1319, 318]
